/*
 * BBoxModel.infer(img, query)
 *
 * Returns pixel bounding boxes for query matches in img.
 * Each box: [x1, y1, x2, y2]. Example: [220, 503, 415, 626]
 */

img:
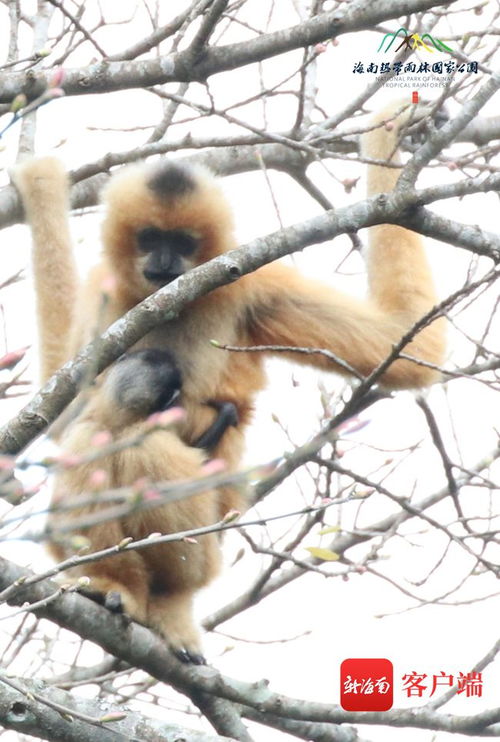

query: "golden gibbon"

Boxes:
[13, 99, 446, 662]
[50, 348, 235, 664]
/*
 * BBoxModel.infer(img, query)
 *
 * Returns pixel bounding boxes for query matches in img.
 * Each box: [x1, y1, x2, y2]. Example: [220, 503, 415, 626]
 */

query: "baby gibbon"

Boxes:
[13, 99, 446, 661]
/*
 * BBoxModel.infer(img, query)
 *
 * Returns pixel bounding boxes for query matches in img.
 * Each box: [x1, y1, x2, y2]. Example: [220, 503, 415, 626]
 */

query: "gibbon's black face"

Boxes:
[136, 227, 199, 286]
[107, 349, 182, 415]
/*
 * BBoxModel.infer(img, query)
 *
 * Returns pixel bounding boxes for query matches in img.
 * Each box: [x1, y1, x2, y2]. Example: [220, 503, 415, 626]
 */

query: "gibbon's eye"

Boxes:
[168, 230, 199, 257]
[136, 227, 199, 256]
[136, 227, 166, 254]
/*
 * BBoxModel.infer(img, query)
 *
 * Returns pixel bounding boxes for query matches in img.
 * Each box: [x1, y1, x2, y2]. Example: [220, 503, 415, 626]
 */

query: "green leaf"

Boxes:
[100, 712, 127, 723]
[318, 525, 340, 536]
[306, 547, 340, 562]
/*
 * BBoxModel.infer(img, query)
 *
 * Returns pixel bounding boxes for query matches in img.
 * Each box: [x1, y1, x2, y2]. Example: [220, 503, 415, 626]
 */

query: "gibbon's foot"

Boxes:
[77, 585, 108, 606]
[79, 586, 128, 617]
[172, 646, 207, 665]
[147, 592, 206, 664]
[79, 586, 133, 628]
[104, 590, 125, 614]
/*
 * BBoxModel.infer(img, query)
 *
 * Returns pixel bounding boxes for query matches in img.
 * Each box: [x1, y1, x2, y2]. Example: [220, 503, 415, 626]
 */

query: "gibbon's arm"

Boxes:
[11, 157, 78, 383]
[362, 101, 440, 318]
[194, 401, 239, 450]
[247, 101, 446, 389]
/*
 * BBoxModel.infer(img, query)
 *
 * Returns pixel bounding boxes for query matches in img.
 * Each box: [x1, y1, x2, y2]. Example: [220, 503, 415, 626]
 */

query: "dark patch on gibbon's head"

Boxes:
[109, 349, 182, 415]
[147, 161, 196, 199]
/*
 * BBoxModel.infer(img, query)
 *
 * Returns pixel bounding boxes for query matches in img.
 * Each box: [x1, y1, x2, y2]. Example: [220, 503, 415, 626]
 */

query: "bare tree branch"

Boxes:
[2, 181, 499, 456]
[0, 554, 498, 738]
[0, 674, 236, 742]
[0, 0, 459, 102]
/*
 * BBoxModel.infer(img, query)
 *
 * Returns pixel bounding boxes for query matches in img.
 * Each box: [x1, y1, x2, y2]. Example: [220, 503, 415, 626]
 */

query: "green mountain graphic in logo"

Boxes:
[377, 28, 453, 54]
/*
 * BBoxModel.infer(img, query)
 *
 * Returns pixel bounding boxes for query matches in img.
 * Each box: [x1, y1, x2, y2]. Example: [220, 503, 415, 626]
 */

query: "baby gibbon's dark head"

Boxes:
[104, 349, 182, 418]
[101, 160, 237, 300]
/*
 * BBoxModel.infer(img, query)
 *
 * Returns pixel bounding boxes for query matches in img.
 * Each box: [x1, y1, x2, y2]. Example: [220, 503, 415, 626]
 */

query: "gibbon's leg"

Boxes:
[115, 428, 222, 661]
[52, 424, 221, 660]
[48, 362, 159, 626]
[129, 486, 221, 663]
[246, 101, 446, 388]
[147, 591, 206, 665]
[11, 157, 78, 382]
[50, 466, 151, 624]
[72, 539, 150, 621]
[49, 350, 224, 660]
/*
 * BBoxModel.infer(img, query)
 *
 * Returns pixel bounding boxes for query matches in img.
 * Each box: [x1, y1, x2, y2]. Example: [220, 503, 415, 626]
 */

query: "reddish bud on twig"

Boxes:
[49, 67, 65, 88]
[0, 347, 29, 370]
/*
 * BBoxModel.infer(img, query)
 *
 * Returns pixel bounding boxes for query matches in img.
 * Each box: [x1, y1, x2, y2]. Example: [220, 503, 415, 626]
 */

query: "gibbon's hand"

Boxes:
[194, 401, 239, 451]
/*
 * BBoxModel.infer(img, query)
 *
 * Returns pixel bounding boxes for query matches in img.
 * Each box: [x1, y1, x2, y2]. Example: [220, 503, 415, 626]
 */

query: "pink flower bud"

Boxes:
[143, 488, 161, 501]
[57, 453, 83, 468]
[88, 469, 108, 489]
[200, 458, 226, 475]
[90, 430, 113, 447]
[342, 177, 359, 194]
[147, 407, 185, 427]
[49, 67, 65, 88]
[0, 346, 29, 370]
[100, 275, 116, 295]
[0, 456, 14, 471]
[46, 87, 65, 100]
[222, 509, 241, 524]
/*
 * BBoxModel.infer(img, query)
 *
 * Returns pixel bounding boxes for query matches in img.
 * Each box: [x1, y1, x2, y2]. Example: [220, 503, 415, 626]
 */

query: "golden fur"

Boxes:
[13, 100, 446, 660]
[51, 383, 220, 658]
